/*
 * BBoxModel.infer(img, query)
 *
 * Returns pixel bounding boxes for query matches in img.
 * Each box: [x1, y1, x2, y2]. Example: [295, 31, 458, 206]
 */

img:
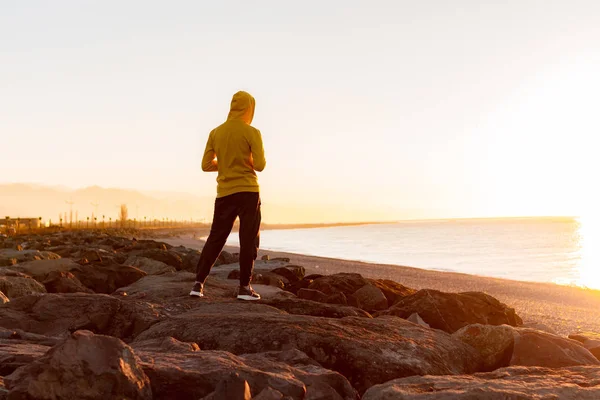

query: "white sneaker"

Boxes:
[237, 285, 261, 301]
[189, 282, 204, 297]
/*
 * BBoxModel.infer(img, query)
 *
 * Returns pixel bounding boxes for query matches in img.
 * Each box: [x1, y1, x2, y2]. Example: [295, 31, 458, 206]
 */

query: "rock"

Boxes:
[367, 279, 416, 306]
[9, 258, 81, 281]
[259, 297, 372, 319]
[228, 269, 288, 288]
[378, 289, 522, 333]
[407, 313, 430, 328]
[216, 250, 239, 266]
[0, 340, 50, 375]
[0, 293, 164, 340]
[452, 324, 515, 371]
[125, 256, 177, 275]
[326, 292, 348, 305]
[0, 380, 6, 400]
[135, 303, 483, 394]
[132, 249, 183, 270]
[242, 349, 359, 399]
[287, 274, 325, 294]
[297, 288, 328, 303]
[0, 258, 16, 267]
[362, 365, 600, 400]
[569, 332, 600, 360]
[569, 331, 600, 343]
[131, 337, 200, 353]
[308, 273, 370, 297]
[0, 269, 47, 299]
[182, 249, 201, 271]
[352, 284, 388, 312]
[81, 249, 103, 263]
[0, 327, 59, 346]
[523, 321, 558, 335]
[42, 270, 93, 294]
[134, 239, 172, 250]
[113, 272, 236, 309]
[271, 265, 306, 283]
[201, 373, 252, 400]
[511, 328, 600, 367]
[454, 324, 600, 370]
[0, 291, 8, 304]
[71, 263, 147, 293]
[5, 330, 152, 400]
[0, 249, 60, 263]
[136, 346, 358, 400]
[253, 386, 284, 400]
[261, 255, 270, 261]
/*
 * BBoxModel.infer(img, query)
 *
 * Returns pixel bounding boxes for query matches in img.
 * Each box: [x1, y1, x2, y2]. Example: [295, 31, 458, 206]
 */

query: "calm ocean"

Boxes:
[226, 217, 599, 290]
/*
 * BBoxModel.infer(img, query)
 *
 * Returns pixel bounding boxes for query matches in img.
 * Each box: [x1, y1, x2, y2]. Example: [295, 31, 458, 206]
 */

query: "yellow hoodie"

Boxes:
[202, 91, 266, 198]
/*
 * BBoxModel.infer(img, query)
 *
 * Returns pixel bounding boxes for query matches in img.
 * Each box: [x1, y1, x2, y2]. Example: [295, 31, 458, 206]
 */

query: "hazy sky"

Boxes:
[1, 1, 599, 222]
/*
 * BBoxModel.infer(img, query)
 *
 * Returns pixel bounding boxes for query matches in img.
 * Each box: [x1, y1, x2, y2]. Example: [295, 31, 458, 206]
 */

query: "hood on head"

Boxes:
[227, 91, 255, 124]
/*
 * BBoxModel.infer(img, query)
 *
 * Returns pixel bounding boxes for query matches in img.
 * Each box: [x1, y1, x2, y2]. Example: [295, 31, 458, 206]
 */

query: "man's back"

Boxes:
[191, 90, 266, 301]
[202, 91, 266, 198]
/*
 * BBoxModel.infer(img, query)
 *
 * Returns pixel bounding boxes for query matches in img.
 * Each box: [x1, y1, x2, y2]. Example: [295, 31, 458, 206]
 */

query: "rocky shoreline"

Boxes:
[1, 231, 600, 399]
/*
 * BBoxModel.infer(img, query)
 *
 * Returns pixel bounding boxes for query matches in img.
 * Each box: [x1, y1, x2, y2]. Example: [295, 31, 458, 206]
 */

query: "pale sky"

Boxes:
[1, 1, 599, 222]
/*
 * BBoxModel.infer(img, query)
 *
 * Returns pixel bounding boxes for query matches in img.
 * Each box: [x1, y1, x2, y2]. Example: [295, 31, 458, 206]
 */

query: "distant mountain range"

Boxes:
[0, 183, 214, 224]
[0, 183, 406, 224]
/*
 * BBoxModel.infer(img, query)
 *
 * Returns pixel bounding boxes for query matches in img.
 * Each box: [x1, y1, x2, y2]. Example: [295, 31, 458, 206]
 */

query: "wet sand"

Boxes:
[166, 236, 600, 336]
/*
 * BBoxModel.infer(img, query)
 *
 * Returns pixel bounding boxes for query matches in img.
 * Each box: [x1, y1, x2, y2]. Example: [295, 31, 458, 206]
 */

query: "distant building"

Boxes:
[2, 217, 41, 229]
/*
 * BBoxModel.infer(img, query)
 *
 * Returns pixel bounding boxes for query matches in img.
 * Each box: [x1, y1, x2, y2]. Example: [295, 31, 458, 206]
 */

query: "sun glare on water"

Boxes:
[576, 215, 600, 290]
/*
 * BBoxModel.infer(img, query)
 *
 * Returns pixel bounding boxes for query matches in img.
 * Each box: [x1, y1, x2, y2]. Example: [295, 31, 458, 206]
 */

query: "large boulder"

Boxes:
[0, 249, 60, 263]
[216, 250, 239, 266]
[0, 340, 50, 375]
[367, 279, 416, 306]
[228, 269, 288, 289]
[132, 239, 172, 251]
[0, 293, 164, 340]
[362, 366, 600, 399]
[270, 265, 306, 284]
[71, 263, 147, 293]
[452, 324, 515, 371]
[287, 274, 325, 294]
[125, 256, 177, 275]
[201, 373, 252, 400]
[352, 284, 388, 312]
[259, 297, 372, 319]
[0, 327, 60, 346]
[5, 330, 152, 400]
[42, 270, 93, 294]
[113, 272, 236, 312]
[570, 331, 600, 361]
[0, 269, 46, 299]
[131, 336, 201, 353]
[135, 303, 483, 394]
[131, 249, 183, 270]
[181, 249, 201, 271]
[454, 324, 599, 370]
[378, 289, 522, 333]
[0, 377, 6, 400]
[9, 258, 81, 281]
[308, 273, 370, 297]
[136, 345, 358, 400]
[511, 328, 599, 368]
[297, 288, 329, 303]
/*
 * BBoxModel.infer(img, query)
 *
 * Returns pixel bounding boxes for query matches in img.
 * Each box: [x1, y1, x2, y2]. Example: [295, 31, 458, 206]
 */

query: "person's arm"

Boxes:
[249, 129, 266, 172]
[201, 131, 218, 172]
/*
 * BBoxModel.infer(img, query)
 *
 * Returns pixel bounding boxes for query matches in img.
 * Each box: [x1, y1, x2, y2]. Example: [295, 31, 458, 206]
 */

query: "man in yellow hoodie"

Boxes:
[190, 91, 266, 300]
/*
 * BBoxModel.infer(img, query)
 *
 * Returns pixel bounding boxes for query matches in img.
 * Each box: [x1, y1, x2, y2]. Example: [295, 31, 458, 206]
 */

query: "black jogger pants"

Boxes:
[195, 192, 261, 287]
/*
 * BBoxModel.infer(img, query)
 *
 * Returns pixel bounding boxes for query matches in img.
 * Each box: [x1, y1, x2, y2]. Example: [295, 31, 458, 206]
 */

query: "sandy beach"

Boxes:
[167, 235, 600, 336]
